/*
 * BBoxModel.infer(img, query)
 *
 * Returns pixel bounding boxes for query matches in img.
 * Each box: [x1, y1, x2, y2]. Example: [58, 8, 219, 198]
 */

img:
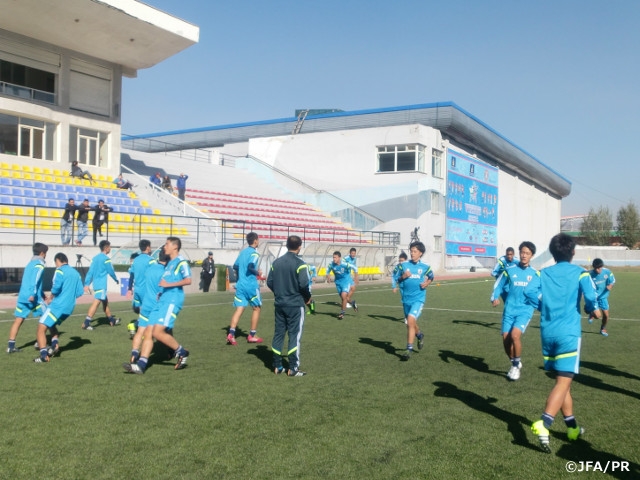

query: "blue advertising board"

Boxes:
[445, 150, 498, 257]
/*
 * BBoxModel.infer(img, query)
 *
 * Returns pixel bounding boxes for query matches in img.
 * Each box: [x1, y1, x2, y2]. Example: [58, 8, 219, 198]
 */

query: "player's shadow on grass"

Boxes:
[556, 439, 640, 479]
[433, 381, 539, 451]
[452, 319, 500, 330]
[543, 369, 640, 401]
[581, 360, 640, 382]
[438, 350, 504, 377]
[359, 337, 404, 360]
[367, 314, 403, 323]
[61, 335, 92, 353]
[247, 344, 273, 371]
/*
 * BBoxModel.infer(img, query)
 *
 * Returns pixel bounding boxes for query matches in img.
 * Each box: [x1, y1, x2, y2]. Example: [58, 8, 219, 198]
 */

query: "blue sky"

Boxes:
[123, 1, 640, 217]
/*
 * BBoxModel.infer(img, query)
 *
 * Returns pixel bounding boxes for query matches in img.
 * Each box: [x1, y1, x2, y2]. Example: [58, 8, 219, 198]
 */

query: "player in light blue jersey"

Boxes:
[326, 251, 359, 319]
[126, 239, 156, 337]
[525, 233, 600, 453]
[128, 249, 168, 364]
[307, 264, 317, 314]
[83, 240, 120, 329]
[395, 242, 434, 361]
[491, 247, 518, 301]
[227, 232, 264, 345]
[34, 253, 84, 363]
[391, 251, 408, 294]
[7, 243, 48, 353]
[123, 237, 191, 374]
[490, 241, 537, 381]
[589, 258, 615, 336]
[344, 248, 359, 307]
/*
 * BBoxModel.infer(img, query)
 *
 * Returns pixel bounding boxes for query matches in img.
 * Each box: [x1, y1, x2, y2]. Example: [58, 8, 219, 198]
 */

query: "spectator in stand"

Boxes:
[161, 175, 173, 194]
[91, 199, 111, 246]
[70, 161, 95, 184]
[60, 198, 76, 245]
[149, 172, 162, 187]
[75, 198, 92, 246]
[176, 173, 189, 201]
[114, 174, 134, 190]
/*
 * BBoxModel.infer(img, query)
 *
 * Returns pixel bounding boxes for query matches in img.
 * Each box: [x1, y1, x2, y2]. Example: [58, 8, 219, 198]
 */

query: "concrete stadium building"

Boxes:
[125, 104, 571, 271]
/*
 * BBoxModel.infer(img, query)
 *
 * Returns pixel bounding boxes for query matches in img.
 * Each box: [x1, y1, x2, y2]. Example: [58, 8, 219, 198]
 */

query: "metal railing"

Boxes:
[0, 81, 56, 104]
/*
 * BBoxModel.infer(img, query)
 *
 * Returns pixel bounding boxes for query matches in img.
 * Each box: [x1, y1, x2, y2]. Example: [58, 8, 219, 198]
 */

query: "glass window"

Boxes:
[0, 113, 18, 155]
[432, 149, 443, 178]
[71, 126, 108, 167]
[434, 236, 442, 252]
[431, 191, 441, 213]
[0, 59, 56, 104]
[0, 113, 54, 159]
[376, 144, 426, 173]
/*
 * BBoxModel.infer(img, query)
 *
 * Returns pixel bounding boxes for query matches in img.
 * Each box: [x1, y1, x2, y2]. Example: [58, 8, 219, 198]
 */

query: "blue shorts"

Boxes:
[403, 301, 424, 321]
[14, 300, 43, 319]
[233, 284, 262, 308]
[542, 335, 581, 374]
[93, 288, 108, 301]
[132, 291, 143, 310]
[502, 312, 532, 334]
[149, 300, 182, 329]
[335, 281, 353, 296]
[137, 304, 156, 328]
[38, 306, 70, 328]
[599, 298, 610, 311]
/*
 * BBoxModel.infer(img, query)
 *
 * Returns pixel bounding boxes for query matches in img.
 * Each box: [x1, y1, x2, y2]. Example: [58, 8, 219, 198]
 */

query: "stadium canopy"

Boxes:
[0, 0, 199, 77]
[124, 102, 572, 199]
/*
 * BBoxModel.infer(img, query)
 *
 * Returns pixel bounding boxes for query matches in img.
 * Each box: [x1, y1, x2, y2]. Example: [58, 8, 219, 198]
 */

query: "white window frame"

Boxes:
[432, 148, 443, 178]
[431, 191, 441, 214]
[434, 235, 442, 252]
[376, 144, 426, 173]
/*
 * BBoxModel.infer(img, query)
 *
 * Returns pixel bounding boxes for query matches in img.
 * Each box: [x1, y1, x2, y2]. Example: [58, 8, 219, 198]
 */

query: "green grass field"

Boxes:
[1, 269, 639, 479]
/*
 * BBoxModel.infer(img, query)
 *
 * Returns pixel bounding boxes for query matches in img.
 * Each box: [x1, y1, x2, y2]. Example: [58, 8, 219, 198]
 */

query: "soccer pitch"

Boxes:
[1, 270, 639, 479]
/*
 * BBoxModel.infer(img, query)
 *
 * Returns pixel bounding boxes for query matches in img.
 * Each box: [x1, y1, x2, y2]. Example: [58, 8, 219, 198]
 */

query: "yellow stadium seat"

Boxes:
[43, 175, 54, 182]
[22, 165, 32, 172]
[37, 220, 50, 230]
[318, 268, 327, 276]
[33, 173, 43, 181]
[26, 219, 35, 228]
[25, 208, 34, 216]
[117, 225, 127, 233]
[123, 215, 132, 222]
[113, 214, 124, 222]
[14, 218, 25, 229]
[1, 206, 10, 215]
[23, 172, 33, 179]
[140, 200, 150, 207]
[106, 175, 113, 182]
[1, 170, 9, 178]
[152, 209, 161, 215]
[43, 168, 53, 175]
[12, 171, 22, 179]
[40, 209, 50, 217]
[14, 207, 25, 216]
[32, 166, 43, 174]
[50, 210, 61, 218]
[11, 164, 21, 171]
[64, 177, 73, 185]
[53, 169, 62, 176]
[1, 218, 11, 228]
[1, 162, 9, 169]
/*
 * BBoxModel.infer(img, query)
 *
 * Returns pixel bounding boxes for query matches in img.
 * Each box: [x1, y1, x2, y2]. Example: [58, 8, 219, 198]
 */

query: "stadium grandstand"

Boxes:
[1, 0, 577, 295]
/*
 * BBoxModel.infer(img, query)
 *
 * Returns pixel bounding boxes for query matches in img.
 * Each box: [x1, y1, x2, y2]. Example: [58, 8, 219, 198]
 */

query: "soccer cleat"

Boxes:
[82, 324, 94, 331]
[130, 352, 140, 364]
[567, 426, 584, 441]
[600, 329, 609, 337]
[110, 317, 121, 327]
[7, 347, 21, 353]
[34, 342, 40, 350]
[226, 334, 238, 346]
[274, 366, 285, 375]
[123, 362, 143, 374]
[588, 316, 593, 324]
[33, 355, 50, 363]
[531, 420, 551, 453]
[309, 300, 316, 314]
[509, 365, 521, 381]
[247, 335, 263, 344]
[48, 346, 60, 358]
[287, 369, 306, 377]
[337, 311, 345, 320]
[416, 332, 425, 350]
[351, 300, 358, 313]
[401, 350, 411, 361]
[174, 350, 189, 370]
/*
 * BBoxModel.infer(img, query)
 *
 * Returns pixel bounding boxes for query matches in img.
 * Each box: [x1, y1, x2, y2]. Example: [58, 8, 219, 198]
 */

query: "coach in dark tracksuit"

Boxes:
[267, 235, 311, 377]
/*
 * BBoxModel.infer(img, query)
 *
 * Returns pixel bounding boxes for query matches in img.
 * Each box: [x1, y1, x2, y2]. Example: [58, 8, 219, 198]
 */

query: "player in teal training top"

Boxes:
[7, 243, 48, 353]
[326, 251, 359, 319]
[307, 264, 317, 314]
[34, 253, 84, 363]
[395, 242, 434, 361]
[83, 240, 120, 329]
[525, 233, 600, 453]
[127, 239, 156, 336]
[588, 258, 615, 336]
[490, 241, 537, 381]
[227, 232, 264, 345]
[123, 237, 191, 374]
[391, 251, 408, 294]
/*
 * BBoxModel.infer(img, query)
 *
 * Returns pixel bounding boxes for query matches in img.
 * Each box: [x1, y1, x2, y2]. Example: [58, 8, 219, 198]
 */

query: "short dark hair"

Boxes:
[506, 247, 515, 254]
[409, 241, 426, 254]
[33, 243, 48, 256]
[592, 258, 604, 269]
[333, 251, 342, 257]
[54, 252, 68, 264]
[349, 248, 357, 254]
[286, 235, 302, 251]
[158, 250, 170, 264]
[518, 241, 536, 256]
[549, 233, 575, 263]
[246, 232, 259, 245]
[139, 239, 151, 251]
[99, 240, 110, 251]
[166, 236, 181, 251]
[399, 251, 408, 260]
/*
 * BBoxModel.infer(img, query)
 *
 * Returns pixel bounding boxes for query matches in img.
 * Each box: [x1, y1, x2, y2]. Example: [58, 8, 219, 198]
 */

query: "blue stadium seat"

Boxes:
[47, 200, 59, 208]
[56, 192, 67, 200]
[0, 186, 10, 195]
[11, 188, 23, 196]
[0, 195, 11, 204]
[23, 180, 34, 188]
[11, 197, 25, 205]
[23, 198, 35, 206]
[36, 199, 46, 207]
[34, 190, 46, 198]
[32, 181, 44, 190]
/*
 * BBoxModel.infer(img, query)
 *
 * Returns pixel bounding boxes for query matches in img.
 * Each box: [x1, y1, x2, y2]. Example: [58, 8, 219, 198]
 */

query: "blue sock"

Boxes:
[8, 340, 15, 350]
[84, 317, 91, 327]
[51, 338, 59, 350]
[542, 412, 554, 429]
[250, 330, 257, 337]
[407, 344, 413, 351]
[229, 328, 236, 337]
[138, 357, 148, 371]
[131, 349, 139, 360]
[40, 348, 49, 359]
[512, 356, 521, 367]
[564, 415, 577, 428]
